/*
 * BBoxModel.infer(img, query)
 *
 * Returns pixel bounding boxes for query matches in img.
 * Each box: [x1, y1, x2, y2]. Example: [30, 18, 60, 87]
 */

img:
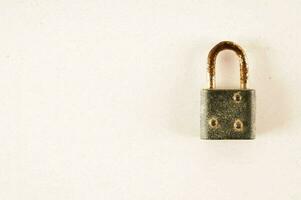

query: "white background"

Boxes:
[1, 0, 301, 199]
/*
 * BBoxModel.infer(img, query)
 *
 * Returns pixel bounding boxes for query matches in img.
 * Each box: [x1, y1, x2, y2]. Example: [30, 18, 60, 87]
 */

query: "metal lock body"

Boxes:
[201, 41, 256, 140]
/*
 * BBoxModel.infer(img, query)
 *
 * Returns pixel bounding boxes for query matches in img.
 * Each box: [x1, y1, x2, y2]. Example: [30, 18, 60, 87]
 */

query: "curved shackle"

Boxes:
[207, 41, 248, 89]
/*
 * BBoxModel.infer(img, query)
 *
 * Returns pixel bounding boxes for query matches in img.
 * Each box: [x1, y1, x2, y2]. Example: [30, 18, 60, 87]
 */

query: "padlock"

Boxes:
[200, 41, 256, 139]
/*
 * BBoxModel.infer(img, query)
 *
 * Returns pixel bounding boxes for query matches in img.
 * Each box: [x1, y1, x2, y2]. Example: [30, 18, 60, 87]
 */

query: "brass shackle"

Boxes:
[207, 41, 248, 89]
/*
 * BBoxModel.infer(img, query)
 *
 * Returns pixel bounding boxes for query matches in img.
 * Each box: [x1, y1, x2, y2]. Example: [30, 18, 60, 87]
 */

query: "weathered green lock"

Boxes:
[201, 41, 255, 140]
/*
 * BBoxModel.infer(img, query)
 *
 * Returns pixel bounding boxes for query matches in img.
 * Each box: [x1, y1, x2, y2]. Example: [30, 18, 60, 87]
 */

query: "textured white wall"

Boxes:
[0, 0, 301, 199]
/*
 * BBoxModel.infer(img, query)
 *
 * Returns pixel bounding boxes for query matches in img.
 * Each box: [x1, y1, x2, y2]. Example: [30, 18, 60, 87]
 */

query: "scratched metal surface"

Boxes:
[201, 89, 256, 140]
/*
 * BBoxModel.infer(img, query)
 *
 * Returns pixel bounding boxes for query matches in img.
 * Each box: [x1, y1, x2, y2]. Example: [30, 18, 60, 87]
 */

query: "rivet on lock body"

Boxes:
[200, 41, 256, 139]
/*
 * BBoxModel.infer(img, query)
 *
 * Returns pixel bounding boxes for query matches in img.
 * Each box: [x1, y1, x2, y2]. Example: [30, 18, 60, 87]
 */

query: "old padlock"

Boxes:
[200, 41, 255, 139]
